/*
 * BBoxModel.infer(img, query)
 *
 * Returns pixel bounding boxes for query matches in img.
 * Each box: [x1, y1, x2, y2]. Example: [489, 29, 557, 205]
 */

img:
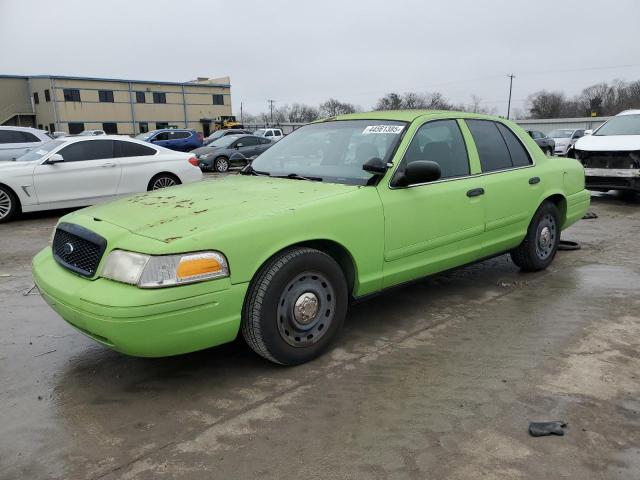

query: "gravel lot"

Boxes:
[1, 186, 639, 480]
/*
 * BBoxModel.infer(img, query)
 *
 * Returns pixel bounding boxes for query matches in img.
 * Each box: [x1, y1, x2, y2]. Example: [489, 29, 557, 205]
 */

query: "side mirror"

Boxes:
[362, 157, 388, 175]
[235, 143, 244, 149]
[395, 161, 441, 187]
[584, 130, 593, 136]
[47, 153, 64, 164]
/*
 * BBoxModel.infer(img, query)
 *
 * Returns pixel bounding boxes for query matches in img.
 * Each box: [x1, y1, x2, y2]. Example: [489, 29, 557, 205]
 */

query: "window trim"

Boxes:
[388, 117, 536, 190]
[98, 90, 115, 103]
[152, 92, 167, 104]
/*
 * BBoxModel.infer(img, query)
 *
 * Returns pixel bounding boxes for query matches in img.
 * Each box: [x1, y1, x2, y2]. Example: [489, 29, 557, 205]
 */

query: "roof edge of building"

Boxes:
[0, 74, 231, 88]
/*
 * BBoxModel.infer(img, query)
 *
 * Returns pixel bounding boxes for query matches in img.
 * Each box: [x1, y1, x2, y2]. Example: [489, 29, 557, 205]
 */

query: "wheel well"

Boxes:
[293, 240, 357, 295]
[543, 194, 567, 227]
[0, 183, 22, 213]
[148, 172, 181, 190]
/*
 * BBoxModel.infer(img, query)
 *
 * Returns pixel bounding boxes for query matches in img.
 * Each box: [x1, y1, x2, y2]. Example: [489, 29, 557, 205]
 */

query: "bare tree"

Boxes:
[526, 90, 567, 118]
[319, 98, 357, 117]
[288, 103, 320, 123]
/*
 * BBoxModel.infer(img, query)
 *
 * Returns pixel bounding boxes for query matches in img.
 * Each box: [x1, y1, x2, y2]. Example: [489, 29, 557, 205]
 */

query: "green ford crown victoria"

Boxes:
[33, 111, 590, 364]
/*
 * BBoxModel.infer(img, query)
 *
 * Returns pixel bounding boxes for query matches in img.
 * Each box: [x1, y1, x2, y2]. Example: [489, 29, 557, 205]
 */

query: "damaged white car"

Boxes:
[569, 110, 640, 194]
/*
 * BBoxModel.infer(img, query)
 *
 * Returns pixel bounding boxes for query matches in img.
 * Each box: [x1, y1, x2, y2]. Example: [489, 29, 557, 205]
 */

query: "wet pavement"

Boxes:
[1, 190, 639, 480]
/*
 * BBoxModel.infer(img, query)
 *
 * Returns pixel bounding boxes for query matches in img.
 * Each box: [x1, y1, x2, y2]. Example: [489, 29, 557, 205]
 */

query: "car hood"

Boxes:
[574, 134, 640, 152]
[0, 160, 34, 171]
[73, 175, 360, 243]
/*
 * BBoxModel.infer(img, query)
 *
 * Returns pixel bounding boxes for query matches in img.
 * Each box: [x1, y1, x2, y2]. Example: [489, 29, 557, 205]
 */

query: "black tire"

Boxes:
[147, 173, 181, 191]
[510, 201, 560, 272]
[241, 247, 348, 365]
[546, 147, 553, 156]
[214, 156, 229, 173]
[0, 185, 19, 223]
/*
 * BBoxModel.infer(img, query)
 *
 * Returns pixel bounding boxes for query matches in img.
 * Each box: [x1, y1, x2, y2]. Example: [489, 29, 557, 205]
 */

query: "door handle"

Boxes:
[529, 176, 541, 185]
[101, 162, 116, 168]
[466, 188, 485, 197]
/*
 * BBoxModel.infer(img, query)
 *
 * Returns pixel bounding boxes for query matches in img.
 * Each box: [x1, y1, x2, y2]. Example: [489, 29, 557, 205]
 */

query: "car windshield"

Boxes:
[250, 120, 407, 185]
[548, 129, 573, 138]
[204, 130, 226, 144]
[595, 114, 640, 136]
[209, 136, 238, 148]
[253, 129, 266, 136]
[15, 140, 65, 162]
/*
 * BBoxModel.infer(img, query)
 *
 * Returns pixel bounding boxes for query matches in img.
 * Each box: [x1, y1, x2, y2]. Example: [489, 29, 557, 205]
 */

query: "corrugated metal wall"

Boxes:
[515, 117, 610, 134]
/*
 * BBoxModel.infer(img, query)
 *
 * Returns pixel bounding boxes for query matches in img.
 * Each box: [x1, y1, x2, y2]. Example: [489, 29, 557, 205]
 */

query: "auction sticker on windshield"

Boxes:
[362, 125, 404, 135]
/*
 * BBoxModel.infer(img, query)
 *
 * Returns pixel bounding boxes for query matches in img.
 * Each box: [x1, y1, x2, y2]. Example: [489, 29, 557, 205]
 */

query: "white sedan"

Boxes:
[0, 135, 202, 223]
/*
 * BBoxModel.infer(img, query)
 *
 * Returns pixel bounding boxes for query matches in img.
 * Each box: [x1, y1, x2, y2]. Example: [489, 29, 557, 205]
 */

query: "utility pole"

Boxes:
[240, 101, 243, 125]
[506, 74, 515, 120]
[268, 99, 275, 124]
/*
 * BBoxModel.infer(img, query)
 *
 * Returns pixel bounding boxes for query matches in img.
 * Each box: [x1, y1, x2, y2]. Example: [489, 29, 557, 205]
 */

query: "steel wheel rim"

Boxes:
[217, 158, 229, 172]
[535, 213, 557, 260]
[152, 176, 176, 190]
[0, 190, 11, 220]
[276, 272, 336, 347]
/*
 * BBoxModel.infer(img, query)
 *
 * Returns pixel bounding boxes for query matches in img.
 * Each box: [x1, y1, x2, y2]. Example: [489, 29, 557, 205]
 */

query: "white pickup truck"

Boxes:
[253, 128, 284, 142]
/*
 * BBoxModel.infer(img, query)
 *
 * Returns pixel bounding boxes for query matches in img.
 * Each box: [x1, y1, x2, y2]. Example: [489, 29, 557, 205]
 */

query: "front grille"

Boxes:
[580, 150, 639, 169]
[52, 223, 107, 277]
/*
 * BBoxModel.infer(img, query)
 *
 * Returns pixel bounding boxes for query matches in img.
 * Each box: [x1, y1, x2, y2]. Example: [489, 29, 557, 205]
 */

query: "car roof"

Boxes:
[617, 109, 640, 116]
[0, 125, 47, 133]
[332, 110, 513, 123]
[55, 135, 149, 144]
[147, 128, 195, 133]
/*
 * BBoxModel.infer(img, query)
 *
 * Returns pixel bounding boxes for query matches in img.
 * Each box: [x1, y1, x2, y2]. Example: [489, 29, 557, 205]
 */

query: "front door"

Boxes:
[379, 119, 486, 288]
[34, 139, 122, 206]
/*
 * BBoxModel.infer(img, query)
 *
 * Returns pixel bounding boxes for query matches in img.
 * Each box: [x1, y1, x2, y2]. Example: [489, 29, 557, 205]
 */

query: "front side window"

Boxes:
[595, 114, 640, 136]
[58, 140, 114, 162]
[68, 122, 85, 135]
[251, 119, 407, 185]
[170, 131, 191, 139]
[114, 140, 156, 157]
[63, 89, 81, 102]
[466, 120, 513, 172]
[102, 122, 118, 134]
[400, 119, 469, 180]
[265, 131, 273, 137]
[153, 132, 170, 141]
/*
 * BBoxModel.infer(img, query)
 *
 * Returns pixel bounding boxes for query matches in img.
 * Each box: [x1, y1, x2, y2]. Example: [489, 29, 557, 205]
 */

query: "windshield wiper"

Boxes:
[274, 173, 323, 182]
[240, 165, 270, 176]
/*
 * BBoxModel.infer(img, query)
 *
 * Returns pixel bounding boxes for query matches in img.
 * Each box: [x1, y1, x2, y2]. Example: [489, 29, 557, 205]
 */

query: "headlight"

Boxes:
[102, 250, 229, 288]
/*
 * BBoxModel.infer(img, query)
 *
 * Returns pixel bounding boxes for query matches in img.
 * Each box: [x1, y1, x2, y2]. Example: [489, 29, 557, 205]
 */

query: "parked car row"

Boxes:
[193, 134, 273, 172]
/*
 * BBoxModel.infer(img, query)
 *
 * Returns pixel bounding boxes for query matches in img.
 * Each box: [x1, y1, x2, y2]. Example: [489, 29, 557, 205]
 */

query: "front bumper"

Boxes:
[554, 144, 570, 155]
[32, 248, 248, 357]
[585, 168, 640, 192]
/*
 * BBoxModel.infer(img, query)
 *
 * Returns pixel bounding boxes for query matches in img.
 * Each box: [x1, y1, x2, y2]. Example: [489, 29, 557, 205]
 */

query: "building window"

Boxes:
[38, 124, 43, 130]
[135, 91, 146, 103]
[68, 122, 85, 134]
[212, 94, 224, 105]
[63, 89, 81, 102]
[49, 123, 55, 132]
[44, 89, 51, 102]
[102, 122, 118, 134]
[99, 90, 114, 103]
[33, 92, 40, 104]
[138, 122, 149, 134]
[153, 92, 166, 104]
[156, 122, 169, 129]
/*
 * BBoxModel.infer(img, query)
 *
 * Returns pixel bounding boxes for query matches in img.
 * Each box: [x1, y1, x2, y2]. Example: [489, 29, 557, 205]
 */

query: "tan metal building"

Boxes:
[0, 74, 232, 136]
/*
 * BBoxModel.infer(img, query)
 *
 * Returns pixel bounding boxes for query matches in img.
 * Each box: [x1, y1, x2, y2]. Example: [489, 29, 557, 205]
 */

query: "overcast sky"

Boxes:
[2, 0, 640, 117]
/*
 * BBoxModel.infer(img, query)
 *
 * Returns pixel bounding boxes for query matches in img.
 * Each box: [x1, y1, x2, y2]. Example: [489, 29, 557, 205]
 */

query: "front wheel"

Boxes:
[510, 202, 560, 271]
[214, 156, 229, 173]
[545, 147, 553, 156]
[241, 247, 348, 365]
[0, 185, 19, 223]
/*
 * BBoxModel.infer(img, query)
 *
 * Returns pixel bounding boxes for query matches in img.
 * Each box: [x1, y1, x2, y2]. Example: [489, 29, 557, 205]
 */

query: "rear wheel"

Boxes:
[148, 173, 180, 191]
[214, 156, 229, 173]
[545, 147, 553, 156]
[241, 247, 348, 365]
[0, 185, 19, 223]
[510, 202, 560, 271]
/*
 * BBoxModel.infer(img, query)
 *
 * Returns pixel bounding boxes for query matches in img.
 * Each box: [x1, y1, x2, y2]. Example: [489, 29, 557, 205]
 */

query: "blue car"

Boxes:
[135, 129, 203, 152]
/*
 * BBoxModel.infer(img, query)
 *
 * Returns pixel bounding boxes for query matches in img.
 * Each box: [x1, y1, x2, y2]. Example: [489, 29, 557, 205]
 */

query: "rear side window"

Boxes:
[239, 136, 258, 146]
[496, 124, 531, 167]
[58, 140, 114, 162]
[171, 131, 191, 139]
[402, 119, 469, 179]
[0, 130, 40, 143]
[466, 120, 513, 172]
[114, 140, 156, 157]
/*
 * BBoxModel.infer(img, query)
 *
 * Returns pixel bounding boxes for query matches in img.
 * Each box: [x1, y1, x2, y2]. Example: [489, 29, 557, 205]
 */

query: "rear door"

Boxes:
[379, 118, 486, 288]
[113, 140, 159, 194]
[33, 139, 121, 206]
[465, 119, 538, 256]
[169, 130, 192, 151]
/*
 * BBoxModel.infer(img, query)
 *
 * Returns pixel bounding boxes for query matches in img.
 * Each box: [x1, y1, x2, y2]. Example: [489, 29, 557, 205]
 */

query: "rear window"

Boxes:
[114, 140, 156, 158]
[466, 120, 512, 172]
[496, 124, 531, 167]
